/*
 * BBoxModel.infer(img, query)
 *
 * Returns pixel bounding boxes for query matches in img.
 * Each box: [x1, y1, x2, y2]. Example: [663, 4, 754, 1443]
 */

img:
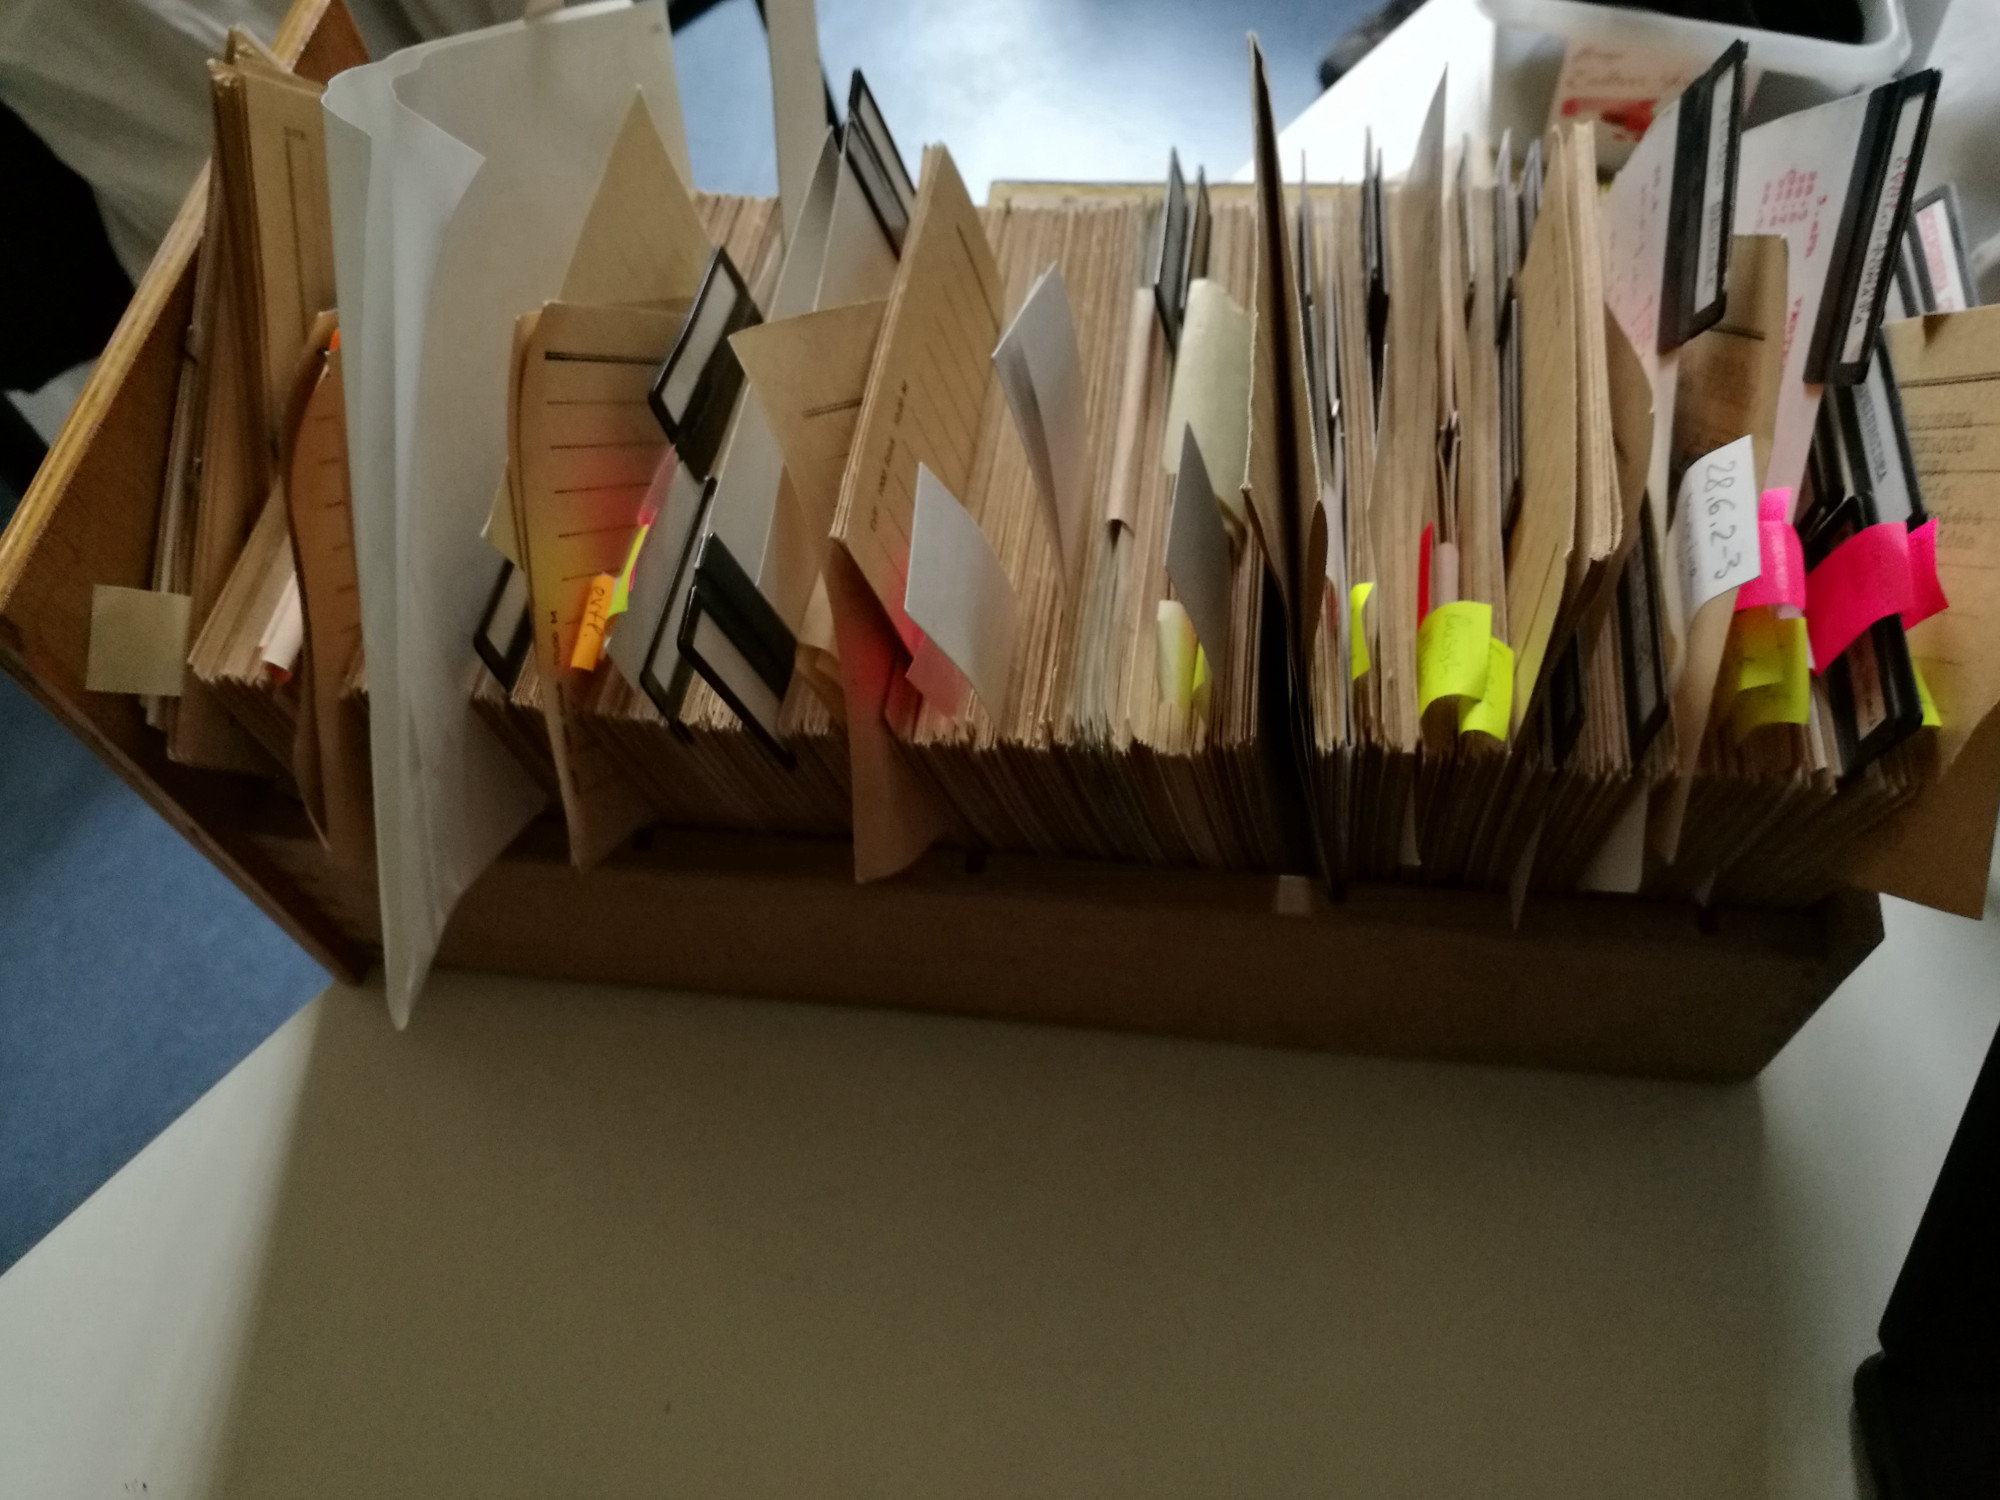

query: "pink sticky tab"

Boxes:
[1806, 523, 1916, 669]
[1736, 491, 1806, 614]
[1903, 518, 1948, 628]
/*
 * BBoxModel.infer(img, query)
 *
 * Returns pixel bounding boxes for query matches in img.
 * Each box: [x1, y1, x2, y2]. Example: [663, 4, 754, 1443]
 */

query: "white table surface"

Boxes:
[4, 894, 1997, 1499]
[9, 5, 2000, 1493]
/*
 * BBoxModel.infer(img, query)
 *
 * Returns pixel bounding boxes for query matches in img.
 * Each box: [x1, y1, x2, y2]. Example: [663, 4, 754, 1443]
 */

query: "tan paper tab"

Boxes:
[513, 301, 685, 868]
[86, 587, 192, 697]
[230, 64, 337, 465]
[1650, 434, 1759, 861]
[562, 94, 713, 310]
[484, 96, 712, 568]
[285, 347, 374, 868]
[1244, 35, 1327, 661]
[826, 548, 948, 881]
[830, 145, 1003, 651]
[1505, 129, 1578, 733]
[732, 298, 887, 548]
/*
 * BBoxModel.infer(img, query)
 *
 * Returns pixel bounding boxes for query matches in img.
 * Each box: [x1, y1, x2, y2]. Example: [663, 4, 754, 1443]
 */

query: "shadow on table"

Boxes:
[204, 972, 1774, 1498]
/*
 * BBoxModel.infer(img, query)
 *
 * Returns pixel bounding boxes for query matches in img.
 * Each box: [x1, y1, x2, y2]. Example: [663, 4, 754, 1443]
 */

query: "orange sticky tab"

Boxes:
[570, 573, 617, 672]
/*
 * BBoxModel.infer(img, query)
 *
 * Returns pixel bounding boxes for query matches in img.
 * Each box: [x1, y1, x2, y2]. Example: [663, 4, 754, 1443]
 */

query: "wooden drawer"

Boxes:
[0, 0, 1883, 1081]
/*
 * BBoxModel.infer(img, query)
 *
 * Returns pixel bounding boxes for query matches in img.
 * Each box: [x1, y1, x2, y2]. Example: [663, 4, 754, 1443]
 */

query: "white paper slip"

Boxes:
[1164, 425, 1233, 669]
[763, 0, 824, 246]
[1599, 91, 1674, 377]
[992, 264, 1090, 584]
[323, 1, 685, 1027]
[768, 130, 841, 320]
[258, 570, 305, 677]
[904, 464, 1017, 717]
[1672, 434, 1761, 617]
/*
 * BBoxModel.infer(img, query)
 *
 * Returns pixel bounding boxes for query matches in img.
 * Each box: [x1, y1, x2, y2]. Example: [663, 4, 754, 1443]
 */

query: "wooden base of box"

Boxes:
[349, 823, 1870, 1084]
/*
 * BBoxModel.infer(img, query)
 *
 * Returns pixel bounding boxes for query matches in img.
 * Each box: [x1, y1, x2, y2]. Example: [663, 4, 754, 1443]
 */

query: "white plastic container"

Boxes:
[1476, 0, 1911, 89]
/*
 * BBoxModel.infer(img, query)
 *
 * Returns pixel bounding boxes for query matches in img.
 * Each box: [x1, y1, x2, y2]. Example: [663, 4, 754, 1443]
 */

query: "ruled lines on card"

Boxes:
[834, 147, 1004, 646]
[515, 302, 684, 673]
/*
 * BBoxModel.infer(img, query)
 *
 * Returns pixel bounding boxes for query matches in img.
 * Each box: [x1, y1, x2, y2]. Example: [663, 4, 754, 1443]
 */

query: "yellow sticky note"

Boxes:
[1416, 600, 1492, 715]
[1349, 581, 1374, 681]
[1914, 662, 1942, 728]
[570, 573, 617, 672]
[1733, 607, 1783, 693]
[1156, 599, 1198, 712]
[1459, 637, 1514, 740]
[1729, 615, 1810, 742]
[608, 521, 650, 618]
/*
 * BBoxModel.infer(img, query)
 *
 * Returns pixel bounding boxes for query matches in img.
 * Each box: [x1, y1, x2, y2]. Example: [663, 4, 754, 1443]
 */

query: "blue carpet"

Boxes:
[0, 0, 1360, 1272]
[0, 666, 327, 1271]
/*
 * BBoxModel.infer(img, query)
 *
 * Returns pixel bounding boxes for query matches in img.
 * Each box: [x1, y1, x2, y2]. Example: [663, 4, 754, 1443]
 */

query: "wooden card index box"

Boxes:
[0, 0, 1883, 1083]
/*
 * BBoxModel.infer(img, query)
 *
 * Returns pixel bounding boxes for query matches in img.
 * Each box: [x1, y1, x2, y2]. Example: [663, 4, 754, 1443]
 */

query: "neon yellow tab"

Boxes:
[1729, 614, 1810, 742]
[608, 521, 650, 617]
[1733, 607, 1784, 693]
[1915, 662, 1942, 728]
[1458, 637, 1514, 740]
[1155, 600, 1198, 713]
[570, 573, 617, 673]
[1349, 581, 1374, 681]
[1416, 600, 1493, 715]
[1191, 641, 1211, 718]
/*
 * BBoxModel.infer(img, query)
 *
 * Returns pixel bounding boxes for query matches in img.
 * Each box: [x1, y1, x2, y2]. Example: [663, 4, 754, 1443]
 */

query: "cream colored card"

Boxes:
[1158, 279, 1252, 528]
[561, 93, 713, 310]
[1649, 433, 1759, 861]
[830, 145, 1003, 653]
[732, 298, 887, 548]
[512, 301, 685, 869]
